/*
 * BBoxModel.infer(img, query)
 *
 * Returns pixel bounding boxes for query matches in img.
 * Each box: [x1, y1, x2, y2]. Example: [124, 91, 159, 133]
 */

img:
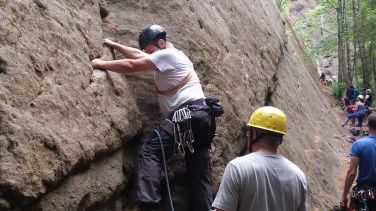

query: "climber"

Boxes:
[320, 72, 326, 85]
[212, 106, 307, 211]
[340, 113, 376, 210]
[91, 25, 220, 211]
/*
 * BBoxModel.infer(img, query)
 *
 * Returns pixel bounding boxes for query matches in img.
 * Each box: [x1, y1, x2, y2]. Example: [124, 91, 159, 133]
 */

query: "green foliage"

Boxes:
[372, 82, 376, 107]
[321, 35, 337, 56]
[292, 0, 375, 87]
[276, 0, 291, 14]
[281, 0, 291, 14]
[292, 2, 338, 62]
[363, 5, 376, 40]
[309, 4, 328, 18]
[330, 82, 346, 100]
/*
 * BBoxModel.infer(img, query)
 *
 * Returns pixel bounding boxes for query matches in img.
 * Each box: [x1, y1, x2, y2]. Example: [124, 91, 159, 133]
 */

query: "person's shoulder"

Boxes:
[151, 48, 175, 56]
[282, 157, 306, 178]
[357, 135, 376, 143]
[229, 153, 257, 166]
[229, 155, 248, 165]
[351, 137, 369, 148]
[148, 48, 179, 63]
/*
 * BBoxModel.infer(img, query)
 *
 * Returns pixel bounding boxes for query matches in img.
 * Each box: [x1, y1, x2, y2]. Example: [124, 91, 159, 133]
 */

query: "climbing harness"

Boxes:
[351, 186, 376, 211]
[150, 98, 222, 210]
[172, 107, 194, 155]
[154, 129, 175, 211]
[350, 128, 361, 136]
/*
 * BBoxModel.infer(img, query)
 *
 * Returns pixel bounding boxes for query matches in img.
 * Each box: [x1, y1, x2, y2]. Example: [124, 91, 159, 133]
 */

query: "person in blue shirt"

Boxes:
[341, 113, 376, 210]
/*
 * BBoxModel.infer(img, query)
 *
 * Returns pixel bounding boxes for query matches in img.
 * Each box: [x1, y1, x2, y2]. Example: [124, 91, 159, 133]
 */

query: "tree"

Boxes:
[357, 0, 371, 91]
[337, 0, 346, 83]
[291, 0, 375, 92]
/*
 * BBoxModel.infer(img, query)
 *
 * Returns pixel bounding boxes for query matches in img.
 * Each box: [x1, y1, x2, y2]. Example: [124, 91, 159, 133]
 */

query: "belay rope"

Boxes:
[154, 129, 175, 211]
[152, 107, 195, 211]
[172, 107, 195, 155]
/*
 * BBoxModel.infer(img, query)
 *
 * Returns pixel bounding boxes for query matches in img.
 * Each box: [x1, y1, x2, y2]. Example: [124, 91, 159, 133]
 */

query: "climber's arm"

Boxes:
[341, 156, 358, 208]
[91, 57, 154, 73]
[103, 39, 147, 59]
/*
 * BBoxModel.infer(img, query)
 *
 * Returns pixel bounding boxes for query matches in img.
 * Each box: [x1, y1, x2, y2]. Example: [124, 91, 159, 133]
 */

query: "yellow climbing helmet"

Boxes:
[247, 106, 287, 135]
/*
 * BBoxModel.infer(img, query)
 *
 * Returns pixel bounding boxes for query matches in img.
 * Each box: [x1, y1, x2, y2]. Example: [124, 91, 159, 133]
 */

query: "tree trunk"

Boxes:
[373, 45, 376, 84]
[352, 0, 358, 85]
[337, 0, 346, 83]
[359, 40, 370, 91]
[369, 41, 375, 86]
[358, 1, 370, 91]
[344, 0, 352, 86]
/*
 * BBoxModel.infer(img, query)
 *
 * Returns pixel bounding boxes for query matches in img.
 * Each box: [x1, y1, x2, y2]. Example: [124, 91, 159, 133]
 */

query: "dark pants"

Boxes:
[136, 102, 215, 211]
[347, 111, 365, 127]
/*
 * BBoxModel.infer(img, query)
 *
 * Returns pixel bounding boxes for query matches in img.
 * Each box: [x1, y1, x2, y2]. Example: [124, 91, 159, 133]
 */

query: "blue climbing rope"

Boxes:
[154, 129, 175, 211]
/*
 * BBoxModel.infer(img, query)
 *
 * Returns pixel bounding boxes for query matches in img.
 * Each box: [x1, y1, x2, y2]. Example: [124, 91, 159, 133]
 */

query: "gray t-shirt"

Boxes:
[212, 151, 307, 211]
[148, 48, 205, 117]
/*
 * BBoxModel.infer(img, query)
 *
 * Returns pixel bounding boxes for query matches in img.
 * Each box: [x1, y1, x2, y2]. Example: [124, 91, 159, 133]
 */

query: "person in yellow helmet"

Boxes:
[212, 106, 307, 211]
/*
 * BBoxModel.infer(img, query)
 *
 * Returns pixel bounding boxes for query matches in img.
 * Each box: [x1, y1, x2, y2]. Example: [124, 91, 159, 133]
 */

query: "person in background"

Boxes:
[343, 100, 357, 127]
[343, 95, 366, 129]
[345, 85, 355, 102]
[365, 89, 373, 107]
[320, 72, 326, 85]
[212, 106, 307, 211]
[341, 113, 376, 210]
[351, 87, 360, 102]
[365, 89, 373, 117]
[345, 85, 359, 103]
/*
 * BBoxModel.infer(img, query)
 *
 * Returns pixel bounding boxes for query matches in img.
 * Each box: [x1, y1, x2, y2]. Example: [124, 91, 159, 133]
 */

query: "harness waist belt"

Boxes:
[178, 98, 206, 109]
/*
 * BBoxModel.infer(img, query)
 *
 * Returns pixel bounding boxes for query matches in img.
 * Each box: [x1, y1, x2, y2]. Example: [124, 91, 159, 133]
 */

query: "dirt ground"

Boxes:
[319, 83, 371, 209]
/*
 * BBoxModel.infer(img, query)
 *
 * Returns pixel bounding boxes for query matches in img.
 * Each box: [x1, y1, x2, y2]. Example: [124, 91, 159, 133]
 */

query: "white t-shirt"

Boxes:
[148, 48, 205, 117]
[212, 151, 307, 211]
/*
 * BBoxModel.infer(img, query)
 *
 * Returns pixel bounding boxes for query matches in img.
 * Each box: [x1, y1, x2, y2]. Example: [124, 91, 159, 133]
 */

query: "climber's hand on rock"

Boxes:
[103, 38, 116, 48]
[91, 58, 103, 69]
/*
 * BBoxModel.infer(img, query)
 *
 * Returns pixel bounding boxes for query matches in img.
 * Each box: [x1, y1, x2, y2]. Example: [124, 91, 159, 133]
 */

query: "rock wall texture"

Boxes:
[0, 0, 344, 210]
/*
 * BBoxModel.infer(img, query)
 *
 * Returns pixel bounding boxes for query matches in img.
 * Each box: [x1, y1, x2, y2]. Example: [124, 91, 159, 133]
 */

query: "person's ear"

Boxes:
[158, 39, 166, 49]
[251, 128, 256, 140]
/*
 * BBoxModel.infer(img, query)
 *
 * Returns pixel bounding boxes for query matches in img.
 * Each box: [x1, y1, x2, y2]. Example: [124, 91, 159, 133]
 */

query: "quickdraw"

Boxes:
[351, 186, 376, 211]
[172, 107, 194, 155]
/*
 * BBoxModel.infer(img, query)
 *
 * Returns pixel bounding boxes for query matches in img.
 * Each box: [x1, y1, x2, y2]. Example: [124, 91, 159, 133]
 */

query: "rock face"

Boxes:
[0, 0, 344, 210]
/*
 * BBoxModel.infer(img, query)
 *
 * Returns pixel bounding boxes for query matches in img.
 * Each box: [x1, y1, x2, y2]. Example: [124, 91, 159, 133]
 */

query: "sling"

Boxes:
[156, 71, 192, 96]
